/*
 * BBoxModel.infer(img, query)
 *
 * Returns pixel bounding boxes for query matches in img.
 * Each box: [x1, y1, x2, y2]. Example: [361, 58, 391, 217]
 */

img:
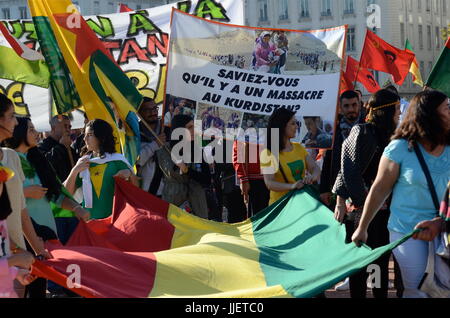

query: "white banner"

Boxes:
[165, 10, 346, 148]
[0, 0, 243, 131]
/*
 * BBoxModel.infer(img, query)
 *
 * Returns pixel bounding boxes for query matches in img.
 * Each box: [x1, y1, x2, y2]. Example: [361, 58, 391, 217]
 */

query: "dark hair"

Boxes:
[3, 117, 61, 201]
[267, 107, 296, 152]
[392, 90, 449, 150]
[0, 187, 12, 221]
[0, 94, 13, 137]
[142, 97, 153, 104]
[170, 114, 193, 148]
[383, 84, 399, 97]
[83, 119, 116, 156]
[366, 89, 400, 145]
[340, 90, 359, 103]
[0, 93, 13, 118]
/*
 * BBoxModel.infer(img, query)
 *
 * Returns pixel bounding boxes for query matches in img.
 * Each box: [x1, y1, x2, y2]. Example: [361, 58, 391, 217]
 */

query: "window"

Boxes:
[108, 2, 114, 13]
[427, 25, 432, 50]
[94, 1, 100, 14]
[2, 8, 10, 19]
[344, 0, 354, 14]
[418, 0, 422, 11]
[428, 61, 433, 76]
[137, 5, 141, 10]
[279, 0, 289, 20]
[19, 7, 27, 19]
[433, 0, 438, 12]
[321, 0, 332, 16]
[347, 27, 356, 51]
[436, 26, 440, 48]
[400, 23, 405, 45]
[420, 61, 425, 77]
[409, 24, 415, 49]
[426, 0, 431, 11]
[443, 0, 447, 14]
[367, 0, 376, 5]
[258, 0, 268, 22]
[419, 25, 423, 49]
[299, 0, 309, 18]
[409, 0, 413, 10]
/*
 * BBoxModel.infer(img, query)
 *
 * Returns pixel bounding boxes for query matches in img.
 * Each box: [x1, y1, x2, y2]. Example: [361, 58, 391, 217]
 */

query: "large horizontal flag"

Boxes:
[405, 39, 424, 87]
[426, 37, 450, 96]
[346, 56, 380, 93]
[0, 22, 50, 88]
[28, 0, 142, 165]
[32, 178, 414, 298]
[360, 29, 415, 86]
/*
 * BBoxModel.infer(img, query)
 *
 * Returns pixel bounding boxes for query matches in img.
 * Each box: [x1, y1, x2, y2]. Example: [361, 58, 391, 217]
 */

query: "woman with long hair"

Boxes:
[260, 107, 321, 206]
[0, 93, 49, 297]
[64, 119, 138, 219]
[3, 117, 90, 297]
[352, 90, 450, 298]
[333, 88, 401, 298]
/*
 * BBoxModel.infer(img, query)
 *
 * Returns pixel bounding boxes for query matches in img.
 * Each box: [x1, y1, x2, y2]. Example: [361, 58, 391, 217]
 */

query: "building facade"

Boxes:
[245, 0, 450, 97]
[0, 0, 172, 19]
[1, 0, 449, 97]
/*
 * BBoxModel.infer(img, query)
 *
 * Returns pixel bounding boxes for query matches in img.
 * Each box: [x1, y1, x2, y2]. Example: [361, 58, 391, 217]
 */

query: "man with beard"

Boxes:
[320, 90, 363, 205]
[136, 97, 166, 196]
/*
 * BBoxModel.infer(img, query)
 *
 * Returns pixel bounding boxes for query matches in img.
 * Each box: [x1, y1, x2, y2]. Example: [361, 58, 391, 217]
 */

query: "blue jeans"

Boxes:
[55, 217, 79, 245]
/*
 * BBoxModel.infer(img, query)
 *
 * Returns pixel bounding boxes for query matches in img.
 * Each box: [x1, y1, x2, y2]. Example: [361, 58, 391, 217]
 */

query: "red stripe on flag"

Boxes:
[0, 23, 24, 56]
[34, 244, 158, 298]
[107, 178, 175, 252]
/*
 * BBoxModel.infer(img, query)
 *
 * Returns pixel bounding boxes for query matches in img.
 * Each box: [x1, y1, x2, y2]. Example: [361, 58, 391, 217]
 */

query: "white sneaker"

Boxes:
[335, 277, 350, 291]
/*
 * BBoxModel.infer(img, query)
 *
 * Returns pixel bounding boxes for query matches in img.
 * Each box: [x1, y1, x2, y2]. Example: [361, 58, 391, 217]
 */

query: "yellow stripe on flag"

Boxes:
[409, 59, 424, 86]
[147, 205, 290, 298]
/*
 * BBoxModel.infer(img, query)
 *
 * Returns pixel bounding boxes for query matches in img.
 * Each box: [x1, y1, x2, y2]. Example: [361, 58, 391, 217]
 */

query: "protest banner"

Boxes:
[165, 9, 346, 149]
[0, 0, 243, 131]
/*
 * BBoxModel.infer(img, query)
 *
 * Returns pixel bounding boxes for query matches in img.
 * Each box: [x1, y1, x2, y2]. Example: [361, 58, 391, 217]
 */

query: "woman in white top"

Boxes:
[0, 94, 52, 259]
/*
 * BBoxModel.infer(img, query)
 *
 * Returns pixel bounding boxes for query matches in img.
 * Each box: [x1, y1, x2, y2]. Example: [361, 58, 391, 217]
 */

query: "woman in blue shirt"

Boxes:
[352, 90, 450, 298]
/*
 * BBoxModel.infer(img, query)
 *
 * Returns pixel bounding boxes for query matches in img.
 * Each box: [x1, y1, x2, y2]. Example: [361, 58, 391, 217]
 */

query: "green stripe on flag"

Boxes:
[32, 16, 82, 114]
[252, 187, 412, 297]
[426, 38, 450, 96]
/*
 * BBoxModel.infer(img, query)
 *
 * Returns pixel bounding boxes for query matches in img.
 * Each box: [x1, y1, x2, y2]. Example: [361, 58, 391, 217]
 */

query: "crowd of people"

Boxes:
[0, 84, 449, 298]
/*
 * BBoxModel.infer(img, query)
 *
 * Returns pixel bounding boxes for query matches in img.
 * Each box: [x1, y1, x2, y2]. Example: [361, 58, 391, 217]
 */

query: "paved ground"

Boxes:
[325, 259, 398, 298]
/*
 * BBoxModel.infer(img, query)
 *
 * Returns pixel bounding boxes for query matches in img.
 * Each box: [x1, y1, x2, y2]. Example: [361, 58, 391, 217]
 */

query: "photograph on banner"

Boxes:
[165, 9, 346, 149]
[196, 102, 244, 133]
[0, 0, 243, 131]
[300, 116, 333, 149]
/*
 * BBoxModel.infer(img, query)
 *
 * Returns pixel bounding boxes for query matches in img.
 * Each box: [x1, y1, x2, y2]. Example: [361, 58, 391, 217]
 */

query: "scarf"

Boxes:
[80, 153, 133, 208]
[17, 152, 35, 179]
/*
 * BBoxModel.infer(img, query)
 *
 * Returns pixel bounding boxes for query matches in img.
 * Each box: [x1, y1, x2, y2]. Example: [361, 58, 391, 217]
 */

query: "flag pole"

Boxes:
[135, 112, 171, 154]
[355, 29, 369, 88]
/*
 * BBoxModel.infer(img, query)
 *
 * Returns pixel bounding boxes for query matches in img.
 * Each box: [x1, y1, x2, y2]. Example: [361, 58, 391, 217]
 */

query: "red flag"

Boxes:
[118, 3, 133, 12]
[360, 29, 415, 86]
[340, 71, 354, 94]
[346, 56, 381, 93]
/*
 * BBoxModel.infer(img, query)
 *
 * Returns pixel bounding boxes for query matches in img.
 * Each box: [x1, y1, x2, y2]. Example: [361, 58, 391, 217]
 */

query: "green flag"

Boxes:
[426, 37, 450, 96]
